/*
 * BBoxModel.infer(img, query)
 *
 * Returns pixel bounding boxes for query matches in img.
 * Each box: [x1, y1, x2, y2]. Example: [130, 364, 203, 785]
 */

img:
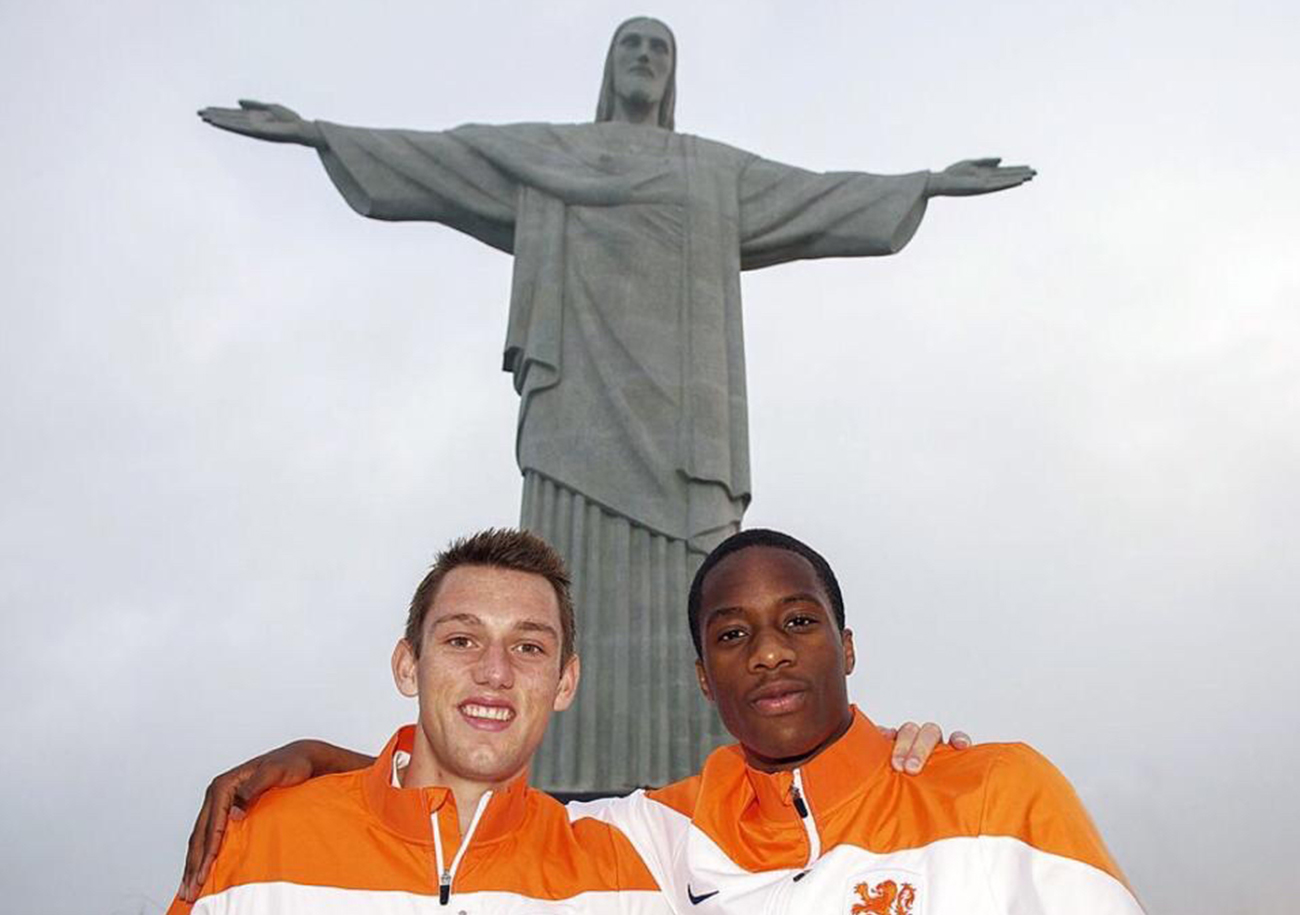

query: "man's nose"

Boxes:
[748, 626, 795, 671]
[473, 642, 514, 688]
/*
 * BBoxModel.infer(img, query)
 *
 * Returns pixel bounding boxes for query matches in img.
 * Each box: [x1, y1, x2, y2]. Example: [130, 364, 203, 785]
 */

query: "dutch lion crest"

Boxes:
[850, 879, 917, 915]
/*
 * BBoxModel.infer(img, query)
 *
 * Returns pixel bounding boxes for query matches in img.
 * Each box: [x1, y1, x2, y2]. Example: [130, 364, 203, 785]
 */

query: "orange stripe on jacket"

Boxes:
[167, 726, 659, 913]
[645, 709, 1127, 886]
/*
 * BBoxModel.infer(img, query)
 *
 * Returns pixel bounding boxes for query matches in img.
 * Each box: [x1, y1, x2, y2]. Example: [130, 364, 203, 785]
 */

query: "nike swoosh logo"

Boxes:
[687, 885, 720, 905]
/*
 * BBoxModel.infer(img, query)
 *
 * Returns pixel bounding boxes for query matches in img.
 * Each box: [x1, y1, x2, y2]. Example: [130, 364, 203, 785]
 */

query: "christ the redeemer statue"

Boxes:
[200, 16, 1034, 793]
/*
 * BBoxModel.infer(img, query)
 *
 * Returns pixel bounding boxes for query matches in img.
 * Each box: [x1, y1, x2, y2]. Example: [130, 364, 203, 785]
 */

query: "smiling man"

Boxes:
[572, 529, 1146, 914]
[168, 529, 667, 914]
[390, 546, 577, 821]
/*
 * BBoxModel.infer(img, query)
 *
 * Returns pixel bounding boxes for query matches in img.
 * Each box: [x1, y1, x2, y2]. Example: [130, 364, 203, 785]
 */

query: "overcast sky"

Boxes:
[2, 1, 1297, 913]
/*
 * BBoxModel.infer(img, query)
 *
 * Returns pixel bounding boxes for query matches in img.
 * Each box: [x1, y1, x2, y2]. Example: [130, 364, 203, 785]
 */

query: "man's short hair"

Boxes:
[687, 528, 846, 657]
[405, 528, 576, 667]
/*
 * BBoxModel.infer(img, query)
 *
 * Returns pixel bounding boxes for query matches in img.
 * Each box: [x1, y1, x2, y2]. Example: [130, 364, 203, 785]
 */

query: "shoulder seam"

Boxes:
[978, 748, 1006, 913]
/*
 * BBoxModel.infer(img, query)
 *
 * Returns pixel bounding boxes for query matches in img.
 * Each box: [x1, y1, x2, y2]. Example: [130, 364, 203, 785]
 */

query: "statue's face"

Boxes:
[611, 19, 673, 109]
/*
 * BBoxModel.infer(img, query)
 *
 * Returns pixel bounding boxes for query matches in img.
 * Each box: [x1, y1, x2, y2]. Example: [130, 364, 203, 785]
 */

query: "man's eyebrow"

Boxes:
[702, 606, 745, 626]
[430, 614, 558, 636]
[430, 612, 483, 629]
[703, 594, 826, 626]
[779, 592, 827, 609]
[515, 619, 560, 640]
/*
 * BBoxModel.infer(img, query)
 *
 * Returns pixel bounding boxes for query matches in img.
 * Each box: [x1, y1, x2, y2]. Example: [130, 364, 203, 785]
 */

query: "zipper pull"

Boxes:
[791, 783, 809, 818]
[439, 868, 451, 905]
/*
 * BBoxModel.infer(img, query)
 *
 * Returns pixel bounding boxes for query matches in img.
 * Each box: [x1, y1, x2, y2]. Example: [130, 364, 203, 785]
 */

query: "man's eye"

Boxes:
[786, 615, 818, 629]
[446, 636, 474, 649]
[717, 628, 746, 643]
[516, 642, 546, 655]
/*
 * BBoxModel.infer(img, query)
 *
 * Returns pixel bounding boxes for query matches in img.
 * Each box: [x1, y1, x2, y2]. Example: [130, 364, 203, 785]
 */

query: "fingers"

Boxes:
[180, 785, 215, 901]
[198, 101, 275, 124]
[189, 846, 221, 903]
[949, 730, 972, 749]
[968, 166, 1034, 194]
[939, 160, 1036, 195]
[198, 103, 269, 125]
[996, 166, 1036, 183]
[239, 99, 300, 121]
[181, 773, 237, 902]
[907, 722, 943, 772]
[199, 781, 236, 874]
[891, 722, 945, 773]
[876, 724, 898, 740]
[890, 721, 921, 772]
[197, 107, 242, 123]
[232, 760, 286, 813]
[990, 172, 1035, 191]
[198, 109, 253, 132]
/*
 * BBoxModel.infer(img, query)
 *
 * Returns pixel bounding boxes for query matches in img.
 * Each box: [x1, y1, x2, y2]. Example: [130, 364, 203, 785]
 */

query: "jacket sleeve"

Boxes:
[566, 790, 692, 906]
[977, 743, 1144, 914]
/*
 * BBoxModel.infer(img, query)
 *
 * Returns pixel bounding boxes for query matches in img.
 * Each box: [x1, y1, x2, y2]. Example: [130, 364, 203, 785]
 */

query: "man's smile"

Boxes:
[459, 698, 517, 730]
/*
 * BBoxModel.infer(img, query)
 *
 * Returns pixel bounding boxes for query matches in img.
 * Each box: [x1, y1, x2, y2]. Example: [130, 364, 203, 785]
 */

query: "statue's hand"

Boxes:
[197, 99, 324, 148]
[928, 158, 1036, 197]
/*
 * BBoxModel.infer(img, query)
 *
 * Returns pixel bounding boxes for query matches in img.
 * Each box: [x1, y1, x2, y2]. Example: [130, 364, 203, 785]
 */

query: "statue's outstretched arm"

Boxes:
[926, 157, 1036, 197]
[198, 99, 325, 149]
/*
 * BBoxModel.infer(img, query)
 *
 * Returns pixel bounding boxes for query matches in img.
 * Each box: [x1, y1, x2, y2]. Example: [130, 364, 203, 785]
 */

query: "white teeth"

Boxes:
[462, 703, 513, 721]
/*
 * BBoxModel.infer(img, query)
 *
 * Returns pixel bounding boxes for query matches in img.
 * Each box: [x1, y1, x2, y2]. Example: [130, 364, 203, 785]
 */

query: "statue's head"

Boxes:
[595, 16, 677, 130]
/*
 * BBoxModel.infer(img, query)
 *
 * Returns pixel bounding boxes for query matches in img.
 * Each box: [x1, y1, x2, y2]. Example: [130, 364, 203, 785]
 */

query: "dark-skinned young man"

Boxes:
[571, 529, 1144, 914]
[175, 532, 1003, 909]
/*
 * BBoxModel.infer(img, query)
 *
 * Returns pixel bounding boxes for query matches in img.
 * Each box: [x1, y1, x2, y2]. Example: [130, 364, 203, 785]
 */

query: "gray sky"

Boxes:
[2, 1, 1297, 912]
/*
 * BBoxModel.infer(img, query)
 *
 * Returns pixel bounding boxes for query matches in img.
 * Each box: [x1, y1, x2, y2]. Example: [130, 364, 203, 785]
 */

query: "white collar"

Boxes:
[391, 748, 411, 788]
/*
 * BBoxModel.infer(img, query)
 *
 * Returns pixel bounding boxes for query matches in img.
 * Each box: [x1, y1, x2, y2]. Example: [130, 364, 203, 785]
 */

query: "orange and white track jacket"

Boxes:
[570, 709, 1144, 915]
[168, 726, 668, 914]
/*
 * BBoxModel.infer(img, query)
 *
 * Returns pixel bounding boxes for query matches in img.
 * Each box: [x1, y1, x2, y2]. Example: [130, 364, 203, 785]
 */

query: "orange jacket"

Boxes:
[169, 726, 668, 914]
[572, 709, 1143, 915]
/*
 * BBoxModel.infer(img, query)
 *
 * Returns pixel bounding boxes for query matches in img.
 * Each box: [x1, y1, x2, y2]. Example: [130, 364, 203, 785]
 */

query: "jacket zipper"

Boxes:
[790, 768, 820, 870]
[431, 790, 493, 905]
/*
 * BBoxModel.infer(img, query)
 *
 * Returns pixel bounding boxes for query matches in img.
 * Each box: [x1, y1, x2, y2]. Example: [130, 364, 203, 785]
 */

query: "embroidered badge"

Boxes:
[849, 876, 919, 915]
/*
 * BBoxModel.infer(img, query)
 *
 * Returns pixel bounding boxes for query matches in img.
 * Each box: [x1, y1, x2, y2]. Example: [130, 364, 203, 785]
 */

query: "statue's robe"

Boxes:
[316, 120, 929, 789]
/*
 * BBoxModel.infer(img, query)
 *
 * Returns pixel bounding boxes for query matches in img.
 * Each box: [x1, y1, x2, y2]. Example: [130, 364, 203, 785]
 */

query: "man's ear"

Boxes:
[695, 658, 714, 703]
[553, 654, 581, 711]
[842, 628, 856, 677]
[392, 639, 419, 698]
